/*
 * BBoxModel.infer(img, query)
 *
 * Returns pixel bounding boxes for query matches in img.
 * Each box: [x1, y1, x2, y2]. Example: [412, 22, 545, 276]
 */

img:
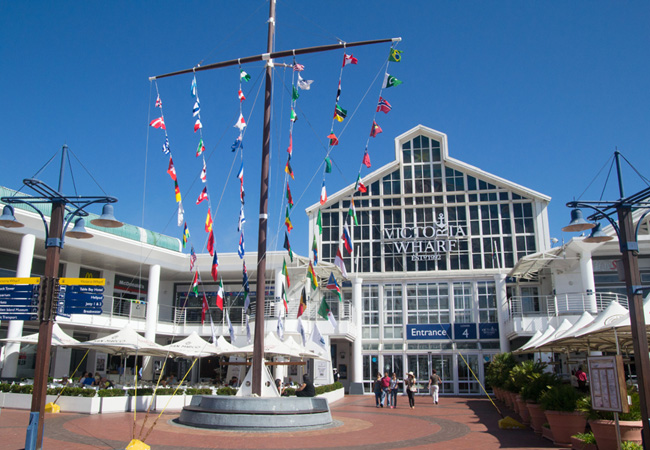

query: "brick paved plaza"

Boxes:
[0, 396, 562, 450]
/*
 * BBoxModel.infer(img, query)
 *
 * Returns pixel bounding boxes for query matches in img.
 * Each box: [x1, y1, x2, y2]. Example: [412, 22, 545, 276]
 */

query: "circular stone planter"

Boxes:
[544, 410, 587, 446]
[589, 419, 643, 450]
[178, 395, 332, 429]
[527, 402, 546, 434]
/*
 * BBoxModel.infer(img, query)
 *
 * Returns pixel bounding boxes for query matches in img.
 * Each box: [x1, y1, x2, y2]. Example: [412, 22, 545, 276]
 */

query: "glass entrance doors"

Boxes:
[457, 353, 481, 394]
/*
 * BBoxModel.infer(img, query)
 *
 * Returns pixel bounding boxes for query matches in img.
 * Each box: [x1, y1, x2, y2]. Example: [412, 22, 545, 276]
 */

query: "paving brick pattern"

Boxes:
[0, 396, 562, 450]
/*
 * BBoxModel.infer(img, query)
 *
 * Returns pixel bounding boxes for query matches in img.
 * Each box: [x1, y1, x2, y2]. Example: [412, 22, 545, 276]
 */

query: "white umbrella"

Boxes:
[0, 323, 79, 347]
[215, 335, 241, 354]
[68, 325, 168, 357]
[230, 333, 302, 358]
[520, 326, 555, 352]
[162, 331, 221, 358]
[531, 319, 574, 350]
[515, 330, 542, 353]
[534, 311, 594, 351]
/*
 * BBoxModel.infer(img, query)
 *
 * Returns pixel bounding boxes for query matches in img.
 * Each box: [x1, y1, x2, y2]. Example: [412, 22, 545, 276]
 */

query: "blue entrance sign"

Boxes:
[479, 323, 500, 340]
[453, 323, 477, 340]
[406, 324, 451, 340]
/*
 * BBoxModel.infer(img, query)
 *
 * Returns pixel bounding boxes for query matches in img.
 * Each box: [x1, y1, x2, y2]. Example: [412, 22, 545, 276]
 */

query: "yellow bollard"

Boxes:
[125, 439, 151, 450]
[44, 402, 61, 413]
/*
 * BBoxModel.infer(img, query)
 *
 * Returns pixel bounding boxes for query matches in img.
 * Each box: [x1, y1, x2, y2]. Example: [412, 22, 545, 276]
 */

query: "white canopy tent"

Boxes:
[519, 326, 555, 352]
[162, 331, 221, 358]
[0, 323, 79, 347]
[532, 311, 595, 352]
[529, 319, 574, 350]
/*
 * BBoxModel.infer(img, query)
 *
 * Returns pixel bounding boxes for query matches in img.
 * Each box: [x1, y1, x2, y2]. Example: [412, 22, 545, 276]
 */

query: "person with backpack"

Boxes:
[428, 369, 442, 404]
[373, 373, 383, 407]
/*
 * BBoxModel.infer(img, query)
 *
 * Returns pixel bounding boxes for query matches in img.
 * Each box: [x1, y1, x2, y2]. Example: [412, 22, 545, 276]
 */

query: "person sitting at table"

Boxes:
[229, 376, 239, 388]
[81, 372, 94, 387]
[295, 374, 315, 398]
[162, 373, 177, 387]
[92, 372, 102, 386]
[100, 377, 114, 389]
[275, 378, 286, 396]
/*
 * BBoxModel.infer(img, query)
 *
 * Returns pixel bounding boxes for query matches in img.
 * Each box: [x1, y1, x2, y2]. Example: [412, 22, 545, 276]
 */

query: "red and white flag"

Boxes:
[149, 117, 165, 130]
[342, 53, 358, 67]
[167, 156, 177, 181]
[155, 95, 162, 108]
[320, 181, 327, 205]
[238, 89, 246, 102]
[335, 248, 348, 279]
[200, 161, 207, 183]
[196, 187, 208, 205]
[194, 119, 202, 132]
[234, 113, 246, 131]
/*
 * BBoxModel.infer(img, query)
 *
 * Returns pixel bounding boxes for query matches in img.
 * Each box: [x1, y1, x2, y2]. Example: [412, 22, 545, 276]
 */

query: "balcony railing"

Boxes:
[91, 295, 353, 328]
[507, 292, 628, 320]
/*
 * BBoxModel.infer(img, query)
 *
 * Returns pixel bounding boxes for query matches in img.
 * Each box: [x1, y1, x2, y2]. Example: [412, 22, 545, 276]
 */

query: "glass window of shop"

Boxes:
[406, 282, 449, 325]
[383, 284, 403, 339]
[362, 285, 379, 339]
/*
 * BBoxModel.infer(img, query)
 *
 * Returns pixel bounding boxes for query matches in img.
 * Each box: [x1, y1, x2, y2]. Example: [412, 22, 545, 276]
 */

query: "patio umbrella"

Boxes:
[67, 325, 169, 357]
[518, 326, 555, 353]
[162, 331, 221, 358]
[228, 332, 302, 358]
[533, 311, 594, 352]
[514, 330, 542, 353]
[0, 323, 79, 346]
[529, 319, 574, 350]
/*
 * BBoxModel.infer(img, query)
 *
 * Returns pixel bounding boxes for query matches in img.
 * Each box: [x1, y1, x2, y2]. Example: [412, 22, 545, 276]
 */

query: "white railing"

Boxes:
[508, 292, 628, 320]
[94, 295, 353, 328]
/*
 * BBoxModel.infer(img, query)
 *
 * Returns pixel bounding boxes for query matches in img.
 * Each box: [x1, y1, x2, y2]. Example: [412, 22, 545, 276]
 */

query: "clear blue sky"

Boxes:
[1, 1, 649, 258]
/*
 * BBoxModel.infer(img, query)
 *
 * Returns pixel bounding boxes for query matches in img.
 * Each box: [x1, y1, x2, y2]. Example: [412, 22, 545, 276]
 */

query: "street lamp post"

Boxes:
[0, 145, 122, 450]
[562, 152, 650, 446]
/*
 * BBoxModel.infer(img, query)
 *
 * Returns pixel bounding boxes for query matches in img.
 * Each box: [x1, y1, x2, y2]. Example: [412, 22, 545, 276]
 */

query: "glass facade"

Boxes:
[319, 133, 539, 274]
[312, 128, 548, 395]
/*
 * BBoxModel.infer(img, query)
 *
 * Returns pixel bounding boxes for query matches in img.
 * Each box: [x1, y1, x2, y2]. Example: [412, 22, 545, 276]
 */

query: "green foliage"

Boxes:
[485, 353, 516, 390]
[509, 360, 547, 394]
[621, 441, 642, 450]
[127, 388, 154, 396]
[0, 383, 11, 392]
[9, 384, 33, 394]
[97, 389, 127, 397]
[216, 386, 237, 396]
[315, 382, 344, 395]
[539, 383, 587, 412]
[520, 371, 560, 403]
[46, 387, 97, 397]
[185, 388, 212, 396]
[581, 386, 641, 421]
[283, 388, 296, 396]
[153, 388, 177, 396]
[572, 432, 597, 444]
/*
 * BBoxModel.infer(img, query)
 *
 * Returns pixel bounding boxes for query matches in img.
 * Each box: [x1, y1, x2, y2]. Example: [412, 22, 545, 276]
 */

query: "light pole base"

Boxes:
[24, 412, 39, 450]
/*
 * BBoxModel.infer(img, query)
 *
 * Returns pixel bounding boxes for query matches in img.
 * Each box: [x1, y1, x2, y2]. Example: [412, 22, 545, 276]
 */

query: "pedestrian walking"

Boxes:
[428, 369, 442, 405]
[373, 373, 383, 407]
[406, 371, 417, 409]
[389, 372, 399, 408]
[381, 372, 391, 407]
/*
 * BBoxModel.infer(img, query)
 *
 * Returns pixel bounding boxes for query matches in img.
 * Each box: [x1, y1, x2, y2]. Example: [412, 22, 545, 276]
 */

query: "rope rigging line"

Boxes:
[575, 153, 614, 201]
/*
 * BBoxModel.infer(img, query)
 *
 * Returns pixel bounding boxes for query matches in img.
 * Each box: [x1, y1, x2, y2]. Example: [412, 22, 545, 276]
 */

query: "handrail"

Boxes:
[507, 292, 628, 320]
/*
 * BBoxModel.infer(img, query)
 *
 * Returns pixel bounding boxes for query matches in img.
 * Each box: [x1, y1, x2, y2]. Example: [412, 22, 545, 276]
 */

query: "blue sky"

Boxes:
[1, 1, 649, 257]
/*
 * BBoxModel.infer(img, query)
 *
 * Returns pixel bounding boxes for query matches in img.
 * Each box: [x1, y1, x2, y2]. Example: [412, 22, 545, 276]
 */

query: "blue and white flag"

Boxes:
[311, 323, 326, 351]
[238, 205, 246, 232]
[162, 137, 170, 154]
[225, 308, 235, 343]
[193, 99, 200, 117]
[297, 316, 306, 346]
[191, 76, 197, 97]
[245, 313, 252, 344]
[238, 230, 245, 259]
[276, 315, 284, 340]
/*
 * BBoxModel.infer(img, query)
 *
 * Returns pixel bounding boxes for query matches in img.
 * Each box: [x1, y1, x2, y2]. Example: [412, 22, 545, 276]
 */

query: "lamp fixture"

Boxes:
[583, 222, 614, 243]
[561, 208, 596, 232]
[0, 205, 25, 228]
[89, 204, 123, 228]
[65, 218, 93, 239]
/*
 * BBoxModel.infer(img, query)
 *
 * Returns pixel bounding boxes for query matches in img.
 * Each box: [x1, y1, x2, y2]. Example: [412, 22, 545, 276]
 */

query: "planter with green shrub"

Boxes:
[539, 384, 588, 446]
[582, 386, 642, 450]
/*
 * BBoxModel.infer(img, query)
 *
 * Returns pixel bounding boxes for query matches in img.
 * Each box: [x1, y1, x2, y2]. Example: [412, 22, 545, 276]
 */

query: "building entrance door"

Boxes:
[457, 353, 481, 394]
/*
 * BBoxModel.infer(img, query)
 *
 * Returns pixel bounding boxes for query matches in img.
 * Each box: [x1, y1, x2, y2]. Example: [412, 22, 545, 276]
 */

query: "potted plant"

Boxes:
[509, 360, 547, 425]
[539, 383, 588, 446]
[485, 353, 515, 403]
[98, 388, 129, 413]
[152, 387, 185, 411]
[583, 386, 642, 450]
[47, 387, 101, 414]
[521, 371, 560, 434]
[571, 432, 597, 450]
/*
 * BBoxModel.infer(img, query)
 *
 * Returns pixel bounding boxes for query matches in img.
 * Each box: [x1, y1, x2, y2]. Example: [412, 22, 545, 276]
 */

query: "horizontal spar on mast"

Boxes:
[149, 37, 402, 80]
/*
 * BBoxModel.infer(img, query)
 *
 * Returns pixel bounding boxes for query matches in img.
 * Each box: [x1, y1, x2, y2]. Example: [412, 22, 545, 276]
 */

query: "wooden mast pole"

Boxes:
[251, 0, 276, 396]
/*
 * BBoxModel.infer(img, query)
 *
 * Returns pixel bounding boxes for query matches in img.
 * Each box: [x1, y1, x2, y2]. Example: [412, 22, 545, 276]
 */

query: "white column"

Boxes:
[2, 234, 36, 378]
[142, 264, 160, 380]
[494, 273, 510, 353]
[352, 276, 363, 384]
[579, 250, 598, 313]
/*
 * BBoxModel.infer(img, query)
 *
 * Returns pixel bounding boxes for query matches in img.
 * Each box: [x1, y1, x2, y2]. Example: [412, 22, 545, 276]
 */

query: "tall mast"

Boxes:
[252, 0, 276, 396]
[150, 3, 400, 398]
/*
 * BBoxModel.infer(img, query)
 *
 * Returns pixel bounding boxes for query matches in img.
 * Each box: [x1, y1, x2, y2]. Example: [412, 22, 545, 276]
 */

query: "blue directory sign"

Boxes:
[479, 323, 500, 340]
[0, 277, 40, 321]
[58, 278, 105, 316]
[454, 323, 477, 340]
[406, 323, 451, 340]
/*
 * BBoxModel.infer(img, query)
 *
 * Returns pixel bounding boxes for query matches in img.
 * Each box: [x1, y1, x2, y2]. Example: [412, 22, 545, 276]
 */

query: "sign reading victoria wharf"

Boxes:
[382, 213, 468, 261]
